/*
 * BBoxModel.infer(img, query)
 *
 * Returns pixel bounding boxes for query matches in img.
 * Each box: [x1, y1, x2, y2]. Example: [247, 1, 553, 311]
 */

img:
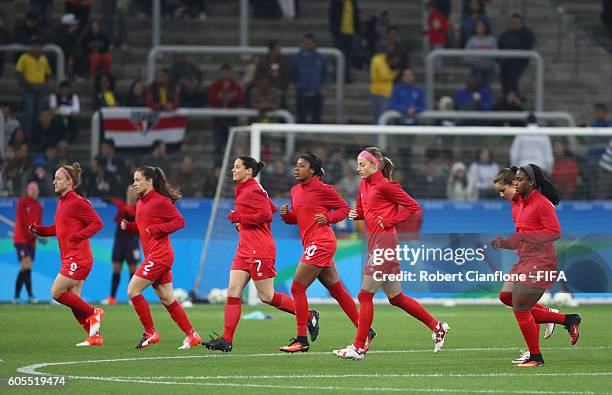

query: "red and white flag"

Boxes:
[101, 108, 188, 147]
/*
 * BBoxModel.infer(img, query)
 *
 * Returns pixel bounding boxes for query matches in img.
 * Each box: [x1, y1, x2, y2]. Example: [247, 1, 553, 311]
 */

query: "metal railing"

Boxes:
[425, 49, 544, 111]
[378, 110, 576, 126]
[0, 44, 65, 81]
[147, 45, 345, 122]
[90, 107, 294, 158]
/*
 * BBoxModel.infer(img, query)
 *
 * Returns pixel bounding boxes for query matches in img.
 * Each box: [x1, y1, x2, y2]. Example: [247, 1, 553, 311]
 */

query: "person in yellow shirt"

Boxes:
[15, 37, 51, 138]
[93, 71, 118, 110]
[369, 43, 398, 124]
[329, 0, 360, 83]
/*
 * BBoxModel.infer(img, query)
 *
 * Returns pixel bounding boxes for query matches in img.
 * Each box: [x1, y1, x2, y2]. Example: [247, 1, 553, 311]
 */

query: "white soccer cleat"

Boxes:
[544, 308, 559, 339]
[76, 333, 104, 347]
[178, 331, 202, 350]
[512, 350, 530, 364]
[432, 322, 450, 352]
[87, 307, 104, 337]
[333, 344, 365, 360]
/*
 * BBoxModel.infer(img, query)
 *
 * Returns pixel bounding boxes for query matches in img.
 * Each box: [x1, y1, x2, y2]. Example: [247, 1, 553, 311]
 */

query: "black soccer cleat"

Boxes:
[564, 314, 582, 345]
[307, 309, 320, 342]
[202, 332, 233, 353]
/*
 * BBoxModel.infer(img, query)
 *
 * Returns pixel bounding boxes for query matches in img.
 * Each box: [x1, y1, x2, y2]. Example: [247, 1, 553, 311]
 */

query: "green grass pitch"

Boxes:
[0, 304, 611, 394]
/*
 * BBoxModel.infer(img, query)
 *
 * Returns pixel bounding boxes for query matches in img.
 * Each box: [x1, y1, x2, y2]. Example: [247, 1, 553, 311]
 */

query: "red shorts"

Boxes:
[364, 233, 401, 277]
[135, 260, 173, 286]
[231, 256, 276, 280]
[300, 240, 335, 267]
[509, 261, 558, 290]
[59, 261, 92, 281]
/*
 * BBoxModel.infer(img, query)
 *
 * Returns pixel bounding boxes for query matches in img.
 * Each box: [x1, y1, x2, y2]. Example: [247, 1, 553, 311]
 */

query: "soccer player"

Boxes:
[13, 181, 43, 304]
[122, 166, 201, 350]
[29, 164, 105, 347]
[494, 167, 561, 364]
[492, 164, 582, 367]
[101, 185, 140, 305]
[203, 157, 308, 353]
[278, 153, 374, 353]
[334, 147, 450, 360]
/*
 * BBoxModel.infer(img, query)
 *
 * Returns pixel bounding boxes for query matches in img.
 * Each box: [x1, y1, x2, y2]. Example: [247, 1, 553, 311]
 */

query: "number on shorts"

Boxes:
[143, 261, 154, 274]
[254, 259, 262, 273]
[304, 244, 317, 260]
[70, 262, 78, 272]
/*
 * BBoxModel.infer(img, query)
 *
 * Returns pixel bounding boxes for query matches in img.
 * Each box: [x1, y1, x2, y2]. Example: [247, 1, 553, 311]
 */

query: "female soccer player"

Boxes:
[122, 166, 201, 350]
[29, 164, 105, 347]
[102, 185, 140, 305]
[13, 181, 43, 304]
[334, 147, 449, 360]
[203, 157, 308, 352]
[279, 153, 374, 353]
[492, 164, 581, 367]
[494, 167, 560, 364]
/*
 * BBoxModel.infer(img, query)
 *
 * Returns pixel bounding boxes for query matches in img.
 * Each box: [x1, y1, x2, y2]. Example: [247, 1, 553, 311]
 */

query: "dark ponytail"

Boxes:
[520, 164, 561, 206]
[493, 165, 519, 186]
[364, 146, 395, 179]
[136, 166, 182, 203]
[298, 153, 324, 178]
[238, 156, 265, 177]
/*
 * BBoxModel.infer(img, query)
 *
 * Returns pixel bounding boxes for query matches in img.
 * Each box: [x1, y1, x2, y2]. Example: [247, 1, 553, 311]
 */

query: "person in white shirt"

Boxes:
[469, 148, 500, 198]
[509, 114, 554, 174]
[49, 80, 80, 142]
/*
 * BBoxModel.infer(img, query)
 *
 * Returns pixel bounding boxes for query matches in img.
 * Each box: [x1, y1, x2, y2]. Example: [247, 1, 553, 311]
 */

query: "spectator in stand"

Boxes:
[386, 26, 410, 71]
[256, 41, 290, 107]
[447, 162, 477, 201]
[591, 102, 612, 127]
[498, 14, 535, 95]
[0, 103, 22, 143]
[388, 69, 426, 125]
[329, 0, 360, 82]
[455, 76, 492, 111]
[291, 33, 327, 124]
[336, 159, 360, 197]
[493, 90, 524, 126]
[364, 10, 390, 56]
[551, 141, 579, 199]
[461, 0, 491, 46]
[509, 114, 554, 174]
[35, 143, 59, 175]
[65, 0, 91, 32]
[261, 159, 293, 198]
[468, 148, 499, 199]
[14, 11, 42, 46]
[146, 69, 181, 111]
[324, 150, 346, 185]
[95, 139, 126, 195]
[84, 158, 111, 197]
[49, 80, 80, 142]
[29, 0, 54, 30]
[27, 163, 54, 197]
[465, 20, 496, 87]
[32, 108, 66, 148]
[3, 144, 30, 196]
[144, 140, 172, 174]
[124, 80, 147, 107]
[437, 96, 456, 126]
[0, 14, 10, 79]
[93, 71, 118, 110]
[208, 63, 245, 160]
[170, 54, 203, 107]
[241, 55, 261, 104]
[56, 13, 80, 77]
[170, 156, 202, 197]
[597, 138, 612, 198]
[424, 1, 448, 73]
[7, 128, 27, 157]
[56, 140, 73, 166]
[81, 17, 112, 77]
[250, 76, 282, 116]
[16, 37, 51, 140]
[369, 43, 398, 124]
[412, 148, 449, 199]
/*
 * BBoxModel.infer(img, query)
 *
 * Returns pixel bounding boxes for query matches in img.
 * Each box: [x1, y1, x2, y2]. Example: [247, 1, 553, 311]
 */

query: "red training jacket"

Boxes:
[110, 197, 136, 225]
[502, 190, 561, 266]
[281, 176, 350, 247]
[229, 178, 277, 259]
[124, 190, 185, 267]
[13, 196, 43, 246]
[36, 190, 103, 268]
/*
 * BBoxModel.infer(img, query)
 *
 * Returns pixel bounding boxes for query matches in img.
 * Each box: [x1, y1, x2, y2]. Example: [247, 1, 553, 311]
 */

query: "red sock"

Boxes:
[531, 308, 566, 325]
[353, 290, 374, 349]
[130, 294, 155, 334]
[56, 292, 95, 318]
[268, 292, 296, 315]
[389, 293, 437, 331]
[291, 281, 309, 337]
[514, 310, 541, 354]
[327, 281, 359, 328]
[499, 291, 548, 311]
[222, 297, 241, 343]
[71, 309, 90, 333]
[165, 300, 195, 336]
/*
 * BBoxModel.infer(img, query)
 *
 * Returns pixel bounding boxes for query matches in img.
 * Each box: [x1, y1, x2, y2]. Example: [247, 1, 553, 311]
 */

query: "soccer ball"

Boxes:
[173, 288, 188, 303]
[553, 292, 576, 307]
[539, 292, 553, 306]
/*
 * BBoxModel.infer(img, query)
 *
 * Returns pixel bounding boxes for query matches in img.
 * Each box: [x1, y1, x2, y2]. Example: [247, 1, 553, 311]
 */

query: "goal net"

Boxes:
[195, 123, 612, 305]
